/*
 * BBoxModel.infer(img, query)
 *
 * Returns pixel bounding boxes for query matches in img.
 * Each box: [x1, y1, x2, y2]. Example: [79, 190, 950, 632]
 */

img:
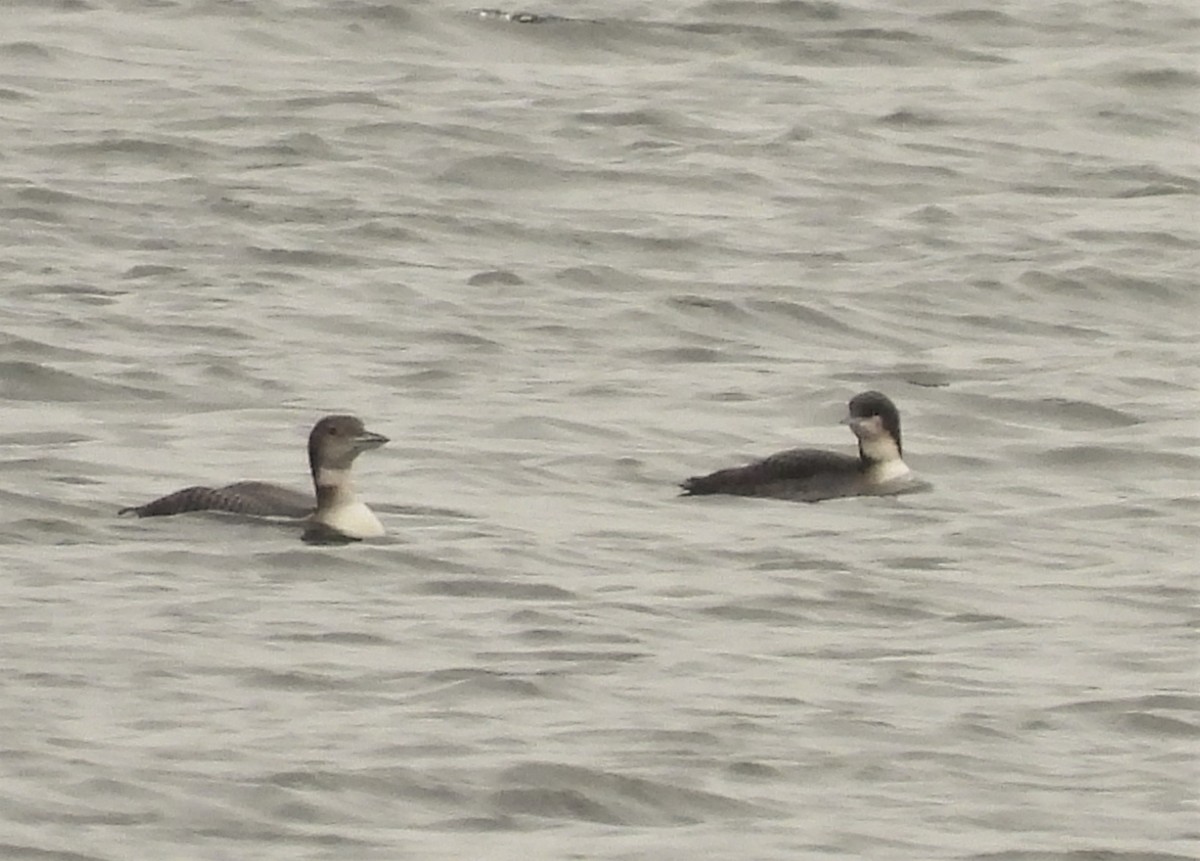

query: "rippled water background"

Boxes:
[2, 1, 1197, 858]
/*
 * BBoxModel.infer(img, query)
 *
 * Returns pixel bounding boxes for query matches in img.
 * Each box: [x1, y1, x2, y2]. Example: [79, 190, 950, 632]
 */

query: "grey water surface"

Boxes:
[1, 1, 1197, 859]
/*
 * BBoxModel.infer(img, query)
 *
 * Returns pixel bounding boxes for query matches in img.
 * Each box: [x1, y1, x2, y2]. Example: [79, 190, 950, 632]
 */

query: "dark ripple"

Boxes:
[122, 264, 186, 279]
[1114, 184, 1194, 198]
[825, 589, 941, 621]
[269, 631, 394, 646]
[281, 92, 393, 110]
[636, 345, 733, 363]
[342, 2, 417, 26]
[1054, 693, 1200, 713]
[552, 265, 635, 290]
[411, 329, 504, 350]
[1099, 165, 1198, 196]
[0, 843, 106, 861]
[574, 107, 675, 127]
[747, 298, 861, 334]
[951, 393, 1142, 430]
[0, 41, 55, 60]
[930, 9, 1019, 26]
[0, 430, 89, 446]
[240, 131, 339, 160]
[479, 649, 645, 664]
[879, 108, 948, 128]
[1028, 446, 1199, 471]
[3, 206, 61, 222]
[701, 596, 808, 624]
[945, 613, 1028, 628]
[835, 26, 925, 42]
[1066, 229, 1193, 249]
[492, 761, 769, 825]
[419, 579, 575, 600]
[0, 334, 96, 362]
[970, 852, 1198, 861]
[16, 186, 92, 206]
[437, 154, 567, 190]
[245, 245, 364, 268]
[696, 0, 842, 22]
[42, 136, 207, 162]
[1117, 67, 1200, 90]
[1023, 266, 1192, 305]
[1117, 712, 1200, 738]
[421, 668, 547, 700]
[466, 269, 524, 286]
[240, 670, 358, 692]
[669, 294, 750, 317]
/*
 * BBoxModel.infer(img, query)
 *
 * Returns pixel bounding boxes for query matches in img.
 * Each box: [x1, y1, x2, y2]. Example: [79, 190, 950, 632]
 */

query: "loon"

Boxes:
[680, 391, 918, 502]
[120, 415, 388, 542]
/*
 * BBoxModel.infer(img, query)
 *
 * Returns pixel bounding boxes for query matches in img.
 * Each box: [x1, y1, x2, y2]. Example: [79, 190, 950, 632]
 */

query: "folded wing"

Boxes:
[681, 448, 861, 501]
[120, 481, 314, 519]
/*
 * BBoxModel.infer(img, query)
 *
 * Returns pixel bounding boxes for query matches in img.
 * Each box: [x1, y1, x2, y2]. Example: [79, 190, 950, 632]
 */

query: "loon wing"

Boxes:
[680, 448, 859, 499]
[120, 481, 314, 519]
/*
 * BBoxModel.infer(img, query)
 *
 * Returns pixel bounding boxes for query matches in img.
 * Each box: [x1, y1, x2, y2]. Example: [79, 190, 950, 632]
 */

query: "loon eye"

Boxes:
[328, 426, 339, 436]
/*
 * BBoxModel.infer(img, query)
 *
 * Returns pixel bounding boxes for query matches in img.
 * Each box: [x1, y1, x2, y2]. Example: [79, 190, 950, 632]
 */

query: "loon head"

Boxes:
[844, 390, 903, 465]
[307, 414, 389, 478]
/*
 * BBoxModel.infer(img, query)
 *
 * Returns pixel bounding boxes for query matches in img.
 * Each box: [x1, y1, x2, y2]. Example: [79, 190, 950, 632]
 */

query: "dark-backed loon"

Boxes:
[120, 415, 388, 542]
[680, 391, 918, 502]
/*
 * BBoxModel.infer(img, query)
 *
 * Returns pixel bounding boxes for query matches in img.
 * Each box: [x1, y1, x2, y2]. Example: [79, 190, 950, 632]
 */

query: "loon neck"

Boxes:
[858, 435, 911, 483]
[313, 467, 355, 512]
[858, 434, 904, 468]
[310, 465, 384, 539]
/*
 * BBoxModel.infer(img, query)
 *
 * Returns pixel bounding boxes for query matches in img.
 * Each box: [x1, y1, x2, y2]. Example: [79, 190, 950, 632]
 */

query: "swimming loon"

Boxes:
[680, 391, 917, 502]
[120, 415, 388, 542]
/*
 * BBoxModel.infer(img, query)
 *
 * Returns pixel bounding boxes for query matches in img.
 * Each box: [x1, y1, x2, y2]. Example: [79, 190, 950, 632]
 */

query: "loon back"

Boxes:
[681, 449, 862, 501]
[119, 481, 313, 519]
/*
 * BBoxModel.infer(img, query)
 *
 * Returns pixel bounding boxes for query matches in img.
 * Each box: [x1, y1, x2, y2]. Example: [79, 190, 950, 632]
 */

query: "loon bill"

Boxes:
[680, 391, 921, 502]
[120, 415, 388, 541]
